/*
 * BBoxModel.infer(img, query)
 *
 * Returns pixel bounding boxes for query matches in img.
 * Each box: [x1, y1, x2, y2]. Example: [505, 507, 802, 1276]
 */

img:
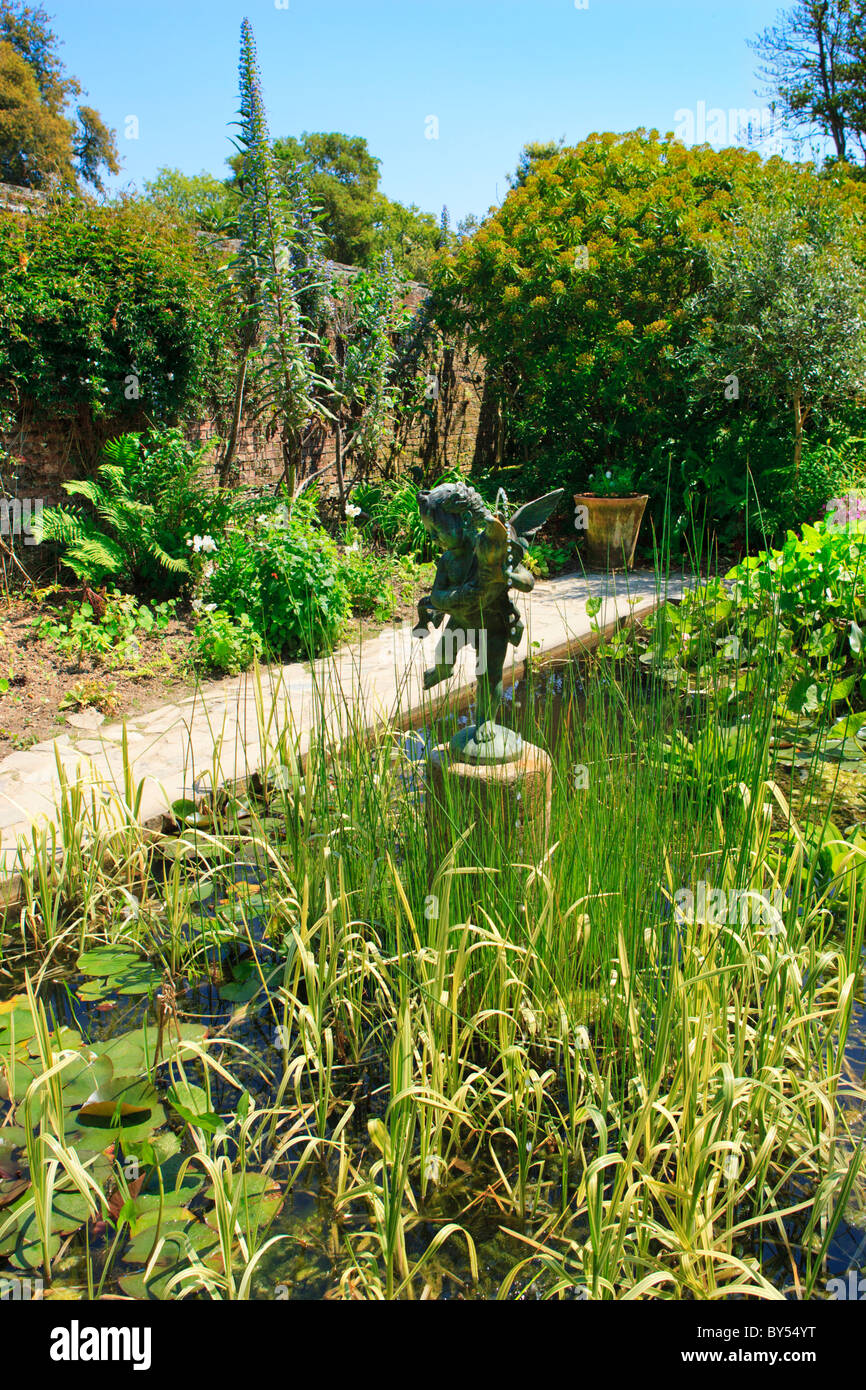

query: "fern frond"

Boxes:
[101, 433, 142, 471]
[40, 506, 90, 544]
[61, 535, 125, 581]
[63, 478, 104, 506]
[145, 541, 190, 575]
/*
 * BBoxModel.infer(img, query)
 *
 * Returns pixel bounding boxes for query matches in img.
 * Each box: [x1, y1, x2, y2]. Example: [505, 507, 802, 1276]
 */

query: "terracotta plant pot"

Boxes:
[573, 492, 649, 571]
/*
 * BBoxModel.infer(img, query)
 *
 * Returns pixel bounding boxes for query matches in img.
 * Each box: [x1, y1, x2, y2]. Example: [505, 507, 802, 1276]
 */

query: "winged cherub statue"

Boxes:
[412, 482, 564, 763]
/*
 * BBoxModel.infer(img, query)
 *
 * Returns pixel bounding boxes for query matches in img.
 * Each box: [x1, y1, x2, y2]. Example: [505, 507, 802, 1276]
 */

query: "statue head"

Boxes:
[417, 482, 492, 551]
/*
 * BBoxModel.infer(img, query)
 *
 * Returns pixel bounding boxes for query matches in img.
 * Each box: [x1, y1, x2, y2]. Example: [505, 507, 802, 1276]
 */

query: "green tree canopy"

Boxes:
[143, 166, 237, 233]
[223, 129, 442, 277]
[0, 38, 72, 187]
[369, 192, 440, 280]
[507, 139, 564, 188]
[430, 129, 866, 534]
[0, 0, 118, 190]
[752, 0, 866, 163]
[687, 189, 866, 473]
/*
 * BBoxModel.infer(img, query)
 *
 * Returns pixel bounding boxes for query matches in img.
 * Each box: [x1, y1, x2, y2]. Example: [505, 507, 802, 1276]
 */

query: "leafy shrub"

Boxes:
[122, 426, 233, 578]
[725, 518, 866, 714]
[338, 543, 427, 621]
[582, 460, 642, 497]
[32, 590, 176, 664]
[0, 196, 235, 426]
[353, 470, 469, 557]
[352, 478, 429, 556]
[40, 429, 226, 595]
[524, 539, 572, 577]
[602, 516, 866, 728]
[204, 508, 349, 658]
[431, 131, 866, 542]
[756, 422, 866, 539]
[193, 607, 262, 675]
[59, 680, 122, 717]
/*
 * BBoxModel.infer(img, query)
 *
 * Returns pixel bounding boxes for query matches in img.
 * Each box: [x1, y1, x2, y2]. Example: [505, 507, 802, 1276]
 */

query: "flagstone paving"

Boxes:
[0, 569, 682, 891]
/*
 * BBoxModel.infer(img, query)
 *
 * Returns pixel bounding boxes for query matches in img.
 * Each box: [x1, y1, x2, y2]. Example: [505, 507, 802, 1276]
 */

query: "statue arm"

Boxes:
[431, 579, 478, 611]
[509, 563, 535, 593]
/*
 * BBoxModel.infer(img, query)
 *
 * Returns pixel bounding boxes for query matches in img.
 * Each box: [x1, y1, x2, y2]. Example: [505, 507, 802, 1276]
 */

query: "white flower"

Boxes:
[345, 541, 360, 553]
[605, 470, 613, 479]
[345, 502, 362, 519]
[189, 534, 218, 554]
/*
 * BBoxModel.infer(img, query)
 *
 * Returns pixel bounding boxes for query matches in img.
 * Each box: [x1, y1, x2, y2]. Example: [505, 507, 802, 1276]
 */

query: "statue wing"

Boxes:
[509, 489, 566, 543]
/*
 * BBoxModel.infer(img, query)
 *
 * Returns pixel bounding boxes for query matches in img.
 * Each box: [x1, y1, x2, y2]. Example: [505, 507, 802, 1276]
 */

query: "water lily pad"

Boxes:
[124, 1218, 198, 1266]
[0, 1005, 38, 1047]
[166, 1081, 223, 1134]
[5, 1231, 61, 1271]
[118, 1220, 221, 1298]
[75, 980, 111, 1002]
[112, 971, 161, 998]
[217, 976, 259, 1003]
[76, 948, 143, 977]
[69, 1077, 165, 1146]
[188, 880, 215, 905]
[202, 1172, 283, 1239]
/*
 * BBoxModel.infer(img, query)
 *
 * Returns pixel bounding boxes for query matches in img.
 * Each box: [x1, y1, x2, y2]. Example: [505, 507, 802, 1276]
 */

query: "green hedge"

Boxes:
[0, 196, 236, 427]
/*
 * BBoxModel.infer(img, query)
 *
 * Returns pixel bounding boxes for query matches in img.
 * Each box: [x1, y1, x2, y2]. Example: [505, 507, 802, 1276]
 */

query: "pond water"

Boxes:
[2, 655, 865, 1299]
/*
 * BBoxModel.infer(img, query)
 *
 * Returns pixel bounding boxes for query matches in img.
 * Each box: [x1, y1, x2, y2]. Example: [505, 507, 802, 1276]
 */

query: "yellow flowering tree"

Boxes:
[431, 130, 866, 537]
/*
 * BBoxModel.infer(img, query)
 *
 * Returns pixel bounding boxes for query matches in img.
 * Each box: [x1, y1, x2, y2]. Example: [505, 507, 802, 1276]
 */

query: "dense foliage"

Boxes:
[192, 605, 263, 675]
[603, 510, 866, 736]
[432, 130, 866, 546]
[39, 430, 229, 595]
[686, 190, 866, 474]
[203, 499, 350, 659]
[0, 198, 235, 427]
[0, 0, 118, 191]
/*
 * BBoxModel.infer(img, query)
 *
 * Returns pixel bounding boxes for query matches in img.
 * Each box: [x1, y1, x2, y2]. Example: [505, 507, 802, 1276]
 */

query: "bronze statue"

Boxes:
[412, 482, 564, 763]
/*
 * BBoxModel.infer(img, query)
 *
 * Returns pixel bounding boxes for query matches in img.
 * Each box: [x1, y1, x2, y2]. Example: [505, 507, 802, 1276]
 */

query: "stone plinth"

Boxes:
[426, 739, 553, 868]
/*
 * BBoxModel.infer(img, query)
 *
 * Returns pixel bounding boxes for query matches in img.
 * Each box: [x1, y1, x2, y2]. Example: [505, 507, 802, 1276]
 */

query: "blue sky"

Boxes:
[53, 0, 803, 222]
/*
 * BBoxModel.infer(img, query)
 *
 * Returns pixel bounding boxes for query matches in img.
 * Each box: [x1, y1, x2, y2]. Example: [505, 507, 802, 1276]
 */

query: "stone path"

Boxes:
[0, 569, 682, 893]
